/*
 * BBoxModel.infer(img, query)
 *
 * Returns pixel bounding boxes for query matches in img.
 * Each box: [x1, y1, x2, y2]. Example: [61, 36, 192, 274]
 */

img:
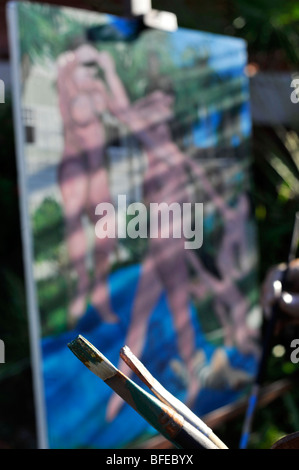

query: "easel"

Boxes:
[124, 0, 178, 31]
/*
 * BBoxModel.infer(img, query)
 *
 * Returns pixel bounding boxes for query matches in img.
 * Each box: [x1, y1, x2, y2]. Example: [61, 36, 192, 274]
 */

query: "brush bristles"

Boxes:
[68, 335, 117, 381]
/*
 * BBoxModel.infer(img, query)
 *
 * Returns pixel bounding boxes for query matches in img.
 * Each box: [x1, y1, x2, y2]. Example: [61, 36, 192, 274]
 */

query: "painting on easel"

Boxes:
[8, 1, 261, 448]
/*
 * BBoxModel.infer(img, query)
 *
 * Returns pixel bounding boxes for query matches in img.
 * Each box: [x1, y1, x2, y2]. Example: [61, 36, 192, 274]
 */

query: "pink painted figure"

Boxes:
[185, 164, 259, 355]
[106, 89, 200, 420]
[57, 45, 130, 325]
[188, 249, 259, 356]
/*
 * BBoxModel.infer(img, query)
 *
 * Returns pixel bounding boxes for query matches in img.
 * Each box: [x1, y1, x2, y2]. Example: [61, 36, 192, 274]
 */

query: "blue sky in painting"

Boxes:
[168, 28, 251, 148]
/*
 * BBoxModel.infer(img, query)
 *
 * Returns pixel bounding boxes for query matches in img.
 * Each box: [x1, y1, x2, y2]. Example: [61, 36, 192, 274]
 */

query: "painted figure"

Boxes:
[186, 162, 258, 354]
[57, 45, 129, 325]
[106, 89, 200, 419]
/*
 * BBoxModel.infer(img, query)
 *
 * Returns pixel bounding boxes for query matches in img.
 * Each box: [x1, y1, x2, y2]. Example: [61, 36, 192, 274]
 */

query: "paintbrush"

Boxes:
[120, 345, 228, 449]
[68, 335, 218, 449]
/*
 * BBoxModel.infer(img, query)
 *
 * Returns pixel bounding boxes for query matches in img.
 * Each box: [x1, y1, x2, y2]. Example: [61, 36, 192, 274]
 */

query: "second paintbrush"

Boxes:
[120, 345, 228, 449]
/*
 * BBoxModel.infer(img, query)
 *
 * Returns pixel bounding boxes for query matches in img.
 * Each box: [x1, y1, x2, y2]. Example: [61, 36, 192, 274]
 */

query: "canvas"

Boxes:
[8, 1, 261, 449]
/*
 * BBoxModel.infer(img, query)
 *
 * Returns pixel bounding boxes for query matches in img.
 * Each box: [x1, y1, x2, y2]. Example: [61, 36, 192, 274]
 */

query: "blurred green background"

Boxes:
[0, 0, 299, 449]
